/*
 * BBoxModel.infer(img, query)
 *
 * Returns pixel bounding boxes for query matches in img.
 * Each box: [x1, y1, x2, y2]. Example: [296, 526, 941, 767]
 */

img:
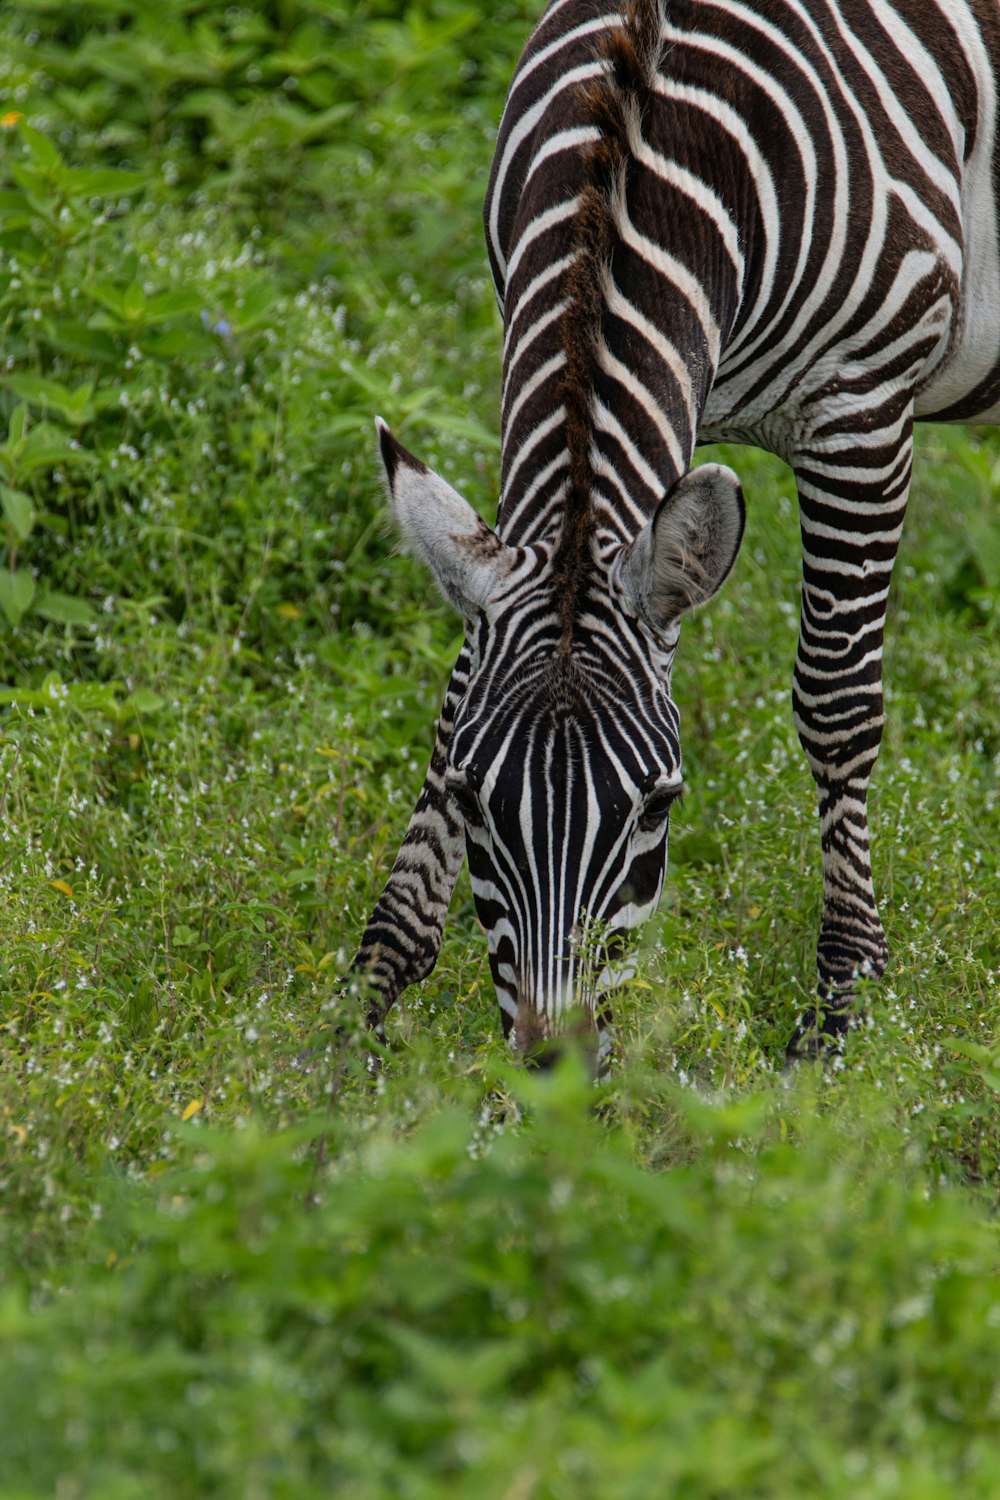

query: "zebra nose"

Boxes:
[513, 993, 601, 1068]
[512, 995, 553, 1060]
[513, 966, 598, 1030]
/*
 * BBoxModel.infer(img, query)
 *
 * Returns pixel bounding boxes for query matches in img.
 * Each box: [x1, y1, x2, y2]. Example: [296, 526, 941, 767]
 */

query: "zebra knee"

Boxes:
[791, 691, 886, 785]
[816, 916, 889, 990]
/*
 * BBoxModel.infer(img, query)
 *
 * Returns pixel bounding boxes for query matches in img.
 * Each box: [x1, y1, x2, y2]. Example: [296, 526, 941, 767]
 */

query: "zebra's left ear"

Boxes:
[614, 463, 745, 629]
[376, 418, 514, 620]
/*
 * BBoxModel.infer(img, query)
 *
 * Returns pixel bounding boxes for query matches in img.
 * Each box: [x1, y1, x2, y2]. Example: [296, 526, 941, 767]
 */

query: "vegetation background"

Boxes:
[0, 1, 997, 1494]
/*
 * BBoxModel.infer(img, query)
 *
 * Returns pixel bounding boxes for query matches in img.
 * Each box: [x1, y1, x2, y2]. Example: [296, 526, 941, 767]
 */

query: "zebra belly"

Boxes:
[913, 35, 1000, 425]
[914, 339, 1000, 424]
[913, 225, 1000, 424]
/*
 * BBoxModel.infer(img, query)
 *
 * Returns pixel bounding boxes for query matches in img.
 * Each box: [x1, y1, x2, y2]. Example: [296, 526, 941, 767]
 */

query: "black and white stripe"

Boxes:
[352, 0, 1000, 1059]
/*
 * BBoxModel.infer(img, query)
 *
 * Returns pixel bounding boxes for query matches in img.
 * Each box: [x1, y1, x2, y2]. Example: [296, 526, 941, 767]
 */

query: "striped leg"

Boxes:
[786, 419, 911, 1058]
[350, 646, 470, 1037]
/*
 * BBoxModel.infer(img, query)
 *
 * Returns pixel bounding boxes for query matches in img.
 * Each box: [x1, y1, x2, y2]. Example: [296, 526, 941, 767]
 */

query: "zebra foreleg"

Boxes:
[348, 648, 470, 1040]
[785, 426, 911, 1059]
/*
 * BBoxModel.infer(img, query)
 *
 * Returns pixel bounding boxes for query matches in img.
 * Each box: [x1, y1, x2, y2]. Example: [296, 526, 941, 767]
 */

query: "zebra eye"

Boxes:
[448, 777, 481, 825]
[638, 786, 679, 833]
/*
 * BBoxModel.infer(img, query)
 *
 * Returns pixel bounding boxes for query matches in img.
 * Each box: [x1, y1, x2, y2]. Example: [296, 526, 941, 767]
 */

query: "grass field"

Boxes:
[0, 3, 998, 1496]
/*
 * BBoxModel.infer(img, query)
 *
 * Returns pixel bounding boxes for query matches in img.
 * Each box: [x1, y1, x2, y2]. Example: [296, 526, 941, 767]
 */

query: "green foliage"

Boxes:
[3, 1064, 1000, 1498]
[0, 2, 998, 1495]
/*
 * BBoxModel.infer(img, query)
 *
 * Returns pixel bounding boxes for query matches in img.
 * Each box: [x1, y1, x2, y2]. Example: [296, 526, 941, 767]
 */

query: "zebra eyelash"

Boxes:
[638, 784, 683, 832]
[446, 774, 483, 825]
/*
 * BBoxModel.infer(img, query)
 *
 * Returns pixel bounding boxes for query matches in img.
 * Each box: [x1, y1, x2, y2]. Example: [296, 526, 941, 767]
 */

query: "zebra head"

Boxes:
[377, 419, 744, 1057]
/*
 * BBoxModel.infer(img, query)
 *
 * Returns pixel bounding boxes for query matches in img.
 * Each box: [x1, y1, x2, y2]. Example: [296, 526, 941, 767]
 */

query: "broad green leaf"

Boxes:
[18, 445, 80, 479]
[4, 374, 71, 406]
[422, 411, 501, 448]
[138, 327, 211, 358]
[3, 374, 98, 425]
[18, 122, 61, 171]
[0, 189, 31, 234]
[0, 209, 32, 237]
[0, 685, 48, 707]
[297, 72, 338, 109]
[9, 163, 56, 205]
[1, 485, 34, 541]
[0, 675, 125, 716]
[63, 681, 123, 713]
[43, 320, 120, 366]
[385, 1324, 527, 1398]
[34, 592, 97, 626]
[325, 412, 371, 437]
[6, 404, 26, 446]
[122, 281, 146, 321]
[37, 509, 69, 538]
[949, 1039, 995, 1066]
[59, 166, 148, 198]
[17, 426, 87, 477]
[124, 688, 165, 715]
[339, 360, 398, 401]
[0, 568, 35, 627]
[227, 282, 278, 332]
[672, 832, 724, 866]
[87, 310, 127, 332]
[85, 281, 126, 318]
[297, 102, 355, 144]
[143, 290, 202, 322]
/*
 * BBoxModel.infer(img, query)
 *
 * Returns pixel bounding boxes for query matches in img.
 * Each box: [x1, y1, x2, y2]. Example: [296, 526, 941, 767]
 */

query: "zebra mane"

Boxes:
[553, 0, 668, 650]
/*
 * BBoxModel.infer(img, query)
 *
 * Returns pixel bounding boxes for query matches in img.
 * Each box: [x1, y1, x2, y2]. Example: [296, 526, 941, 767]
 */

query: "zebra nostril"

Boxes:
[513, 996, 550, 1057]
[518, 1005, 601, 1071]
[522, 1034, 563, 1070]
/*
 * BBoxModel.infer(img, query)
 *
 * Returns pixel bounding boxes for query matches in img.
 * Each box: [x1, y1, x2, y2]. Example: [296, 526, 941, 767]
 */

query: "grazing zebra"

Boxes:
[352, 0, 1000, 1061]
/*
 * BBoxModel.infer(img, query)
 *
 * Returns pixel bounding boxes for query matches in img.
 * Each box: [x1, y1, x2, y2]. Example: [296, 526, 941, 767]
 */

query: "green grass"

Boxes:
[0, 3, 998, 1496]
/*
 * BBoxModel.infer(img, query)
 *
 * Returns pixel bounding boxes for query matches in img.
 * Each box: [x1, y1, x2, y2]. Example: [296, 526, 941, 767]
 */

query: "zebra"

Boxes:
[350, 0, 1000, 1062]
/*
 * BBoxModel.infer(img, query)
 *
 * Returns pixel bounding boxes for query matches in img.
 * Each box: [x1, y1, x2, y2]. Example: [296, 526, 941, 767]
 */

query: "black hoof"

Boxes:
[785, 1002, 857, 1066]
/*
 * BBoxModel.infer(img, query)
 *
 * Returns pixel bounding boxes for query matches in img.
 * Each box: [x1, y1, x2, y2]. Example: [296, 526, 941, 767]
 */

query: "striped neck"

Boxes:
[492, 0, 746, 614]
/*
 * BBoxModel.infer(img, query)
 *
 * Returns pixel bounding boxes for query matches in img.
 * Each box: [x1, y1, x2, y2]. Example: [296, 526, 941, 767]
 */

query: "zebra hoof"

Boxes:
[362, 1013, 389, 1080]
[784, 1002, 857, 1066]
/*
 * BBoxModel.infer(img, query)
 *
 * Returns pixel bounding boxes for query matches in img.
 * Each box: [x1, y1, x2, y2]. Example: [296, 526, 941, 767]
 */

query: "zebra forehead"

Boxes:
[475, 640, 658, 706]
[460, 694, 680, 798]
[459, 642, 679, 736]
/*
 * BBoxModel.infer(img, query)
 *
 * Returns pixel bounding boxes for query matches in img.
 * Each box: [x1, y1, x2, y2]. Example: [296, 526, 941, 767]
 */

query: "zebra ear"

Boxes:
[615, 463, 745, 629]
[376, 418, 512, 619]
